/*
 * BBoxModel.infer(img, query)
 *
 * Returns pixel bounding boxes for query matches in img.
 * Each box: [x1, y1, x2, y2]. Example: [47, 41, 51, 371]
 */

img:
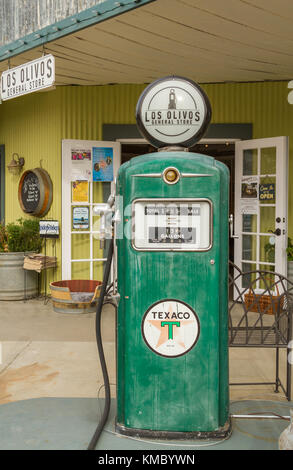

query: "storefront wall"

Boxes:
[0, 80, 292, 285]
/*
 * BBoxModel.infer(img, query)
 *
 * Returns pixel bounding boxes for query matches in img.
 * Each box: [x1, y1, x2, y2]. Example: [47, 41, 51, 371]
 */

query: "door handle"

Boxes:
[268, 228, 281, 236]
[229, 214, 239, 239]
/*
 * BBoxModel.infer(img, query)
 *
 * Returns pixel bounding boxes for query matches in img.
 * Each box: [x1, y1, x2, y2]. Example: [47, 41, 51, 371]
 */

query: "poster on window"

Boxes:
[92, 147, 114, 182]
[259, 183, 275, 202]
[71, 149, 92, 181]
[241, 176, 258, 199]
[73, 206, 89, 229]
[72, 180, 89, 203]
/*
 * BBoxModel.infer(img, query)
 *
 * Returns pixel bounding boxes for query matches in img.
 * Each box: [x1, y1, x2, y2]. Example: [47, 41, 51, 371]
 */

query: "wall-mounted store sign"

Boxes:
[0, 54, 55, 101]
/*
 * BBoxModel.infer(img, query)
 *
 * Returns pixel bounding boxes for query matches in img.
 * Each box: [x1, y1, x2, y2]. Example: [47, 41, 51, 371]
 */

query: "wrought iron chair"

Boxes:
[228, 262, 293, 401]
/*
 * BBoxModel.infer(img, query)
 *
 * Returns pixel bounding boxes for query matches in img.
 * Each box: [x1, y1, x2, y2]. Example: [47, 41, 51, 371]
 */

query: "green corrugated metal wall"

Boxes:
[0, 81, 292, 286]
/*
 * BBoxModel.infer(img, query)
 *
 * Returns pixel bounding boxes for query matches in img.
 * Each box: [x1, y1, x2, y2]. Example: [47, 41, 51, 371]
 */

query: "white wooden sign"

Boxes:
[0, 54, 55, 101]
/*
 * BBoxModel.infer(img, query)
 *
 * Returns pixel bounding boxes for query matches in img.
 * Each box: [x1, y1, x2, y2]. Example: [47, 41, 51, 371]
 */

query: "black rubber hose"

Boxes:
[87, 237, 114, 451]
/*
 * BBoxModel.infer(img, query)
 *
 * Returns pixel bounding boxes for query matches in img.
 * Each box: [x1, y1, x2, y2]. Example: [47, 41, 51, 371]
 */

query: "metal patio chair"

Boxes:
[228, 262, 293, 401]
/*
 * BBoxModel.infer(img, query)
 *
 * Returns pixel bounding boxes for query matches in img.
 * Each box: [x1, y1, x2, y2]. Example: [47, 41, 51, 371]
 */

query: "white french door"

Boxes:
[234, 136, 288, 292]
[62, 139, 120, 280]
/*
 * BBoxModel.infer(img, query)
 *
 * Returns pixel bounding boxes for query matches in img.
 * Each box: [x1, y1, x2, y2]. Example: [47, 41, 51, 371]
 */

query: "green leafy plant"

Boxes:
[287, 237, 293, 261]
[0, 222, 9, 252]
[0, 218, 42, 253]
[264, 241, 275, 263]
[265, 237, 293, 262]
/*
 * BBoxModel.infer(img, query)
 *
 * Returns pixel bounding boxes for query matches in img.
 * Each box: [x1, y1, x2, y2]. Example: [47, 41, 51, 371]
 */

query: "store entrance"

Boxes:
[121, 140, 235, 263]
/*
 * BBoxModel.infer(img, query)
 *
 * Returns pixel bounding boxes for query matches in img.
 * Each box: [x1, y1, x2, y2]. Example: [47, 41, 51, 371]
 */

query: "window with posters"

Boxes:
[62, 140, 120, 281]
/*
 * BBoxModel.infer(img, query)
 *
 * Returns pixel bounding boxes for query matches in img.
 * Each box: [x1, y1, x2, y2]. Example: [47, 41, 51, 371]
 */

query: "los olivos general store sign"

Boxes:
[0, 54, 55, 101]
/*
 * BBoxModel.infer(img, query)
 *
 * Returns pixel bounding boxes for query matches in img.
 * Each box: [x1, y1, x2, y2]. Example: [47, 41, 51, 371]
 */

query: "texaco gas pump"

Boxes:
[88, 76, 231, 449]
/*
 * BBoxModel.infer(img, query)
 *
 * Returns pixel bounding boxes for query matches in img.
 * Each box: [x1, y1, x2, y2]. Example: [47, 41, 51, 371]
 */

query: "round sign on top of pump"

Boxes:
[136, 76, 212, 149]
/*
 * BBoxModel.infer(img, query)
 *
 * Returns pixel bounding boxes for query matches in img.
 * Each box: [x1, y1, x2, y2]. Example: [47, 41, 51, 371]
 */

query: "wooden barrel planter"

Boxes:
[18, 168, 53, 217]
[49, 280, 102, 314]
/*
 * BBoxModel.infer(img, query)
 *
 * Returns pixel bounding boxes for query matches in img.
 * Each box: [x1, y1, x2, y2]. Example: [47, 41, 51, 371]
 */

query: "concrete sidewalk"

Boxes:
[0, 298, 291, 405]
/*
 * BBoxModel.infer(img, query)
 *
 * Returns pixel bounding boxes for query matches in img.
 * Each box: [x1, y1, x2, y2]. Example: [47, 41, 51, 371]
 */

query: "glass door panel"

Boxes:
[234, 137, 288, 294]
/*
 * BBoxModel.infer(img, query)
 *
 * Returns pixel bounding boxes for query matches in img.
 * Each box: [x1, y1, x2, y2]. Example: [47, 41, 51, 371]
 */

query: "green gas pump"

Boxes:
[89, 76, 231, 449]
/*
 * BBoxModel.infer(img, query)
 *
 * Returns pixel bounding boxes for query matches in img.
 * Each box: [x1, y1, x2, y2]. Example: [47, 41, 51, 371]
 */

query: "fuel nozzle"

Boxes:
[93, 197, 114, 249]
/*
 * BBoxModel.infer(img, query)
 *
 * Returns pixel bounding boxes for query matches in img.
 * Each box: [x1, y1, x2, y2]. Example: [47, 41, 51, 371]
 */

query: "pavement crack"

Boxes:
[0, 342, 32, 376]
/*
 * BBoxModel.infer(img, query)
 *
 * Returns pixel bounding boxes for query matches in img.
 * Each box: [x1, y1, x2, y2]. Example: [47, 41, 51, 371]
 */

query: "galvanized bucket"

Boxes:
[0, 252, 38, 300]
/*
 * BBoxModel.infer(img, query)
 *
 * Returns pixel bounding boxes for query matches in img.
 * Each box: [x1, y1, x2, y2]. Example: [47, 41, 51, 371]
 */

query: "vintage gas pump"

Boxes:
[89, 76, 231, 448]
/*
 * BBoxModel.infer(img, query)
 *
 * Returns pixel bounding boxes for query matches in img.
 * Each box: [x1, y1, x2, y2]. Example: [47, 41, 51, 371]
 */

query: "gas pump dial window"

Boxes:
[132, 199, 212, 251]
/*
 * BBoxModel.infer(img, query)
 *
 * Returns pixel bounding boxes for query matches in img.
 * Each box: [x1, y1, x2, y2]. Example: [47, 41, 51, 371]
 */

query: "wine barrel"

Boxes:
[49, 280, 102, 314]
[18, 168, 53, 217]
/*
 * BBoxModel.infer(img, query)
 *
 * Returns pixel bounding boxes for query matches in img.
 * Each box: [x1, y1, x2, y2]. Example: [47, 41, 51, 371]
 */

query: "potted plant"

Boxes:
[0, 218, 42, 300]
[287, 237, 293, 283]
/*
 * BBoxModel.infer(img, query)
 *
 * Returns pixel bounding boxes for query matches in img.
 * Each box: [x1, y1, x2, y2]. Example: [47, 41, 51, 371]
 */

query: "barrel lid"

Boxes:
[136, 76, 212, 149]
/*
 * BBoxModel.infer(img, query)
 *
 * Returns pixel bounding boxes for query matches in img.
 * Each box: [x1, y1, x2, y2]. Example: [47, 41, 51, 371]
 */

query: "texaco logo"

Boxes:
[141, 299, 200, 358]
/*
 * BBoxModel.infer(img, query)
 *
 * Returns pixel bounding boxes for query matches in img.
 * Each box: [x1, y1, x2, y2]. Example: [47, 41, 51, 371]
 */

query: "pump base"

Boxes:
[115, 417, 232, 441]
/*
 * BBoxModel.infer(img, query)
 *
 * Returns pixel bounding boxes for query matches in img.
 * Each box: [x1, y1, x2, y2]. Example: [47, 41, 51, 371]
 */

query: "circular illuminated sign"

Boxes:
[136, 76, 212, 148]
[141, 299, 200, 358]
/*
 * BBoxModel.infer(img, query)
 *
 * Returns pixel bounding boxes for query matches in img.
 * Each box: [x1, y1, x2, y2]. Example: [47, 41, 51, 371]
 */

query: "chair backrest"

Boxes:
[228, 262, 293, 347]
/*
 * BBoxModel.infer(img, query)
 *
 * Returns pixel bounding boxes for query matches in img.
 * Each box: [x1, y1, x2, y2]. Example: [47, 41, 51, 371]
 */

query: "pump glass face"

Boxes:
[132, 198, 212, 251]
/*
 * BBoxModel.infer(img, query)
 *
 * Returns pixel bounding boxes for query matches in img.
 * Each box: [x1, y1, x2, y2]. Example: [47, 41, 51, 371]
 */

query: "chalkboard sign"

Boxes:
[20, 171, 40, 213]
[18, 168, 53, 217]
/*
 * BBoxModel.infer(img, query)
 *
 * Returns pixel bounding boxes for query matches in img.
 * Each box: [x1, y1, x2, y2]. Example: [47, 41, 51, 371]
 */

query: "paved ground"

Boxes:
[0, 297, 291, 405]
[0, 397, 292, 450]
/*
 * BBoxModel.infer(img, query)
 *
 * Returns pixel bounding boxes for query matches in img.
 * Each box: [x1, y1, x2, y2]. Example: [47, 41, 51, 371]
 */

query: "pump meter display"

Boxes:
[132, 198, 212, 251]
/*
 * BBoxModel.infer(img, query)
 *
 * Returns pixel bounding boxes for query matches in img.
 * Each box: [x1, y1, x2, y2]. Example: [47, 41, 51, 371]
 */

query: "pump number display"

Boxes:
[132, 199, 212, 251]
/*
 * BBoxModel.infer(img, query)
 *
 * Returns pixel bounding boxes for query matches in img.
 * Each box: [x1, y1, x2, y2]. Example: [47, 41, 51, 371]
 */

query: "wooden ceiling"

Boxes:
[1, 0, 293, 85]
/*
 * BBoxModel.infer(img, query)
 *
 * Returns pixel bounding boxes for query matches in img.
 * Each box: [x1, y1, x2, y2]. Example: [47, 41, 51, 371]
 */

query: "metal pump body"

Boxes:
[114, 150, 231, 439]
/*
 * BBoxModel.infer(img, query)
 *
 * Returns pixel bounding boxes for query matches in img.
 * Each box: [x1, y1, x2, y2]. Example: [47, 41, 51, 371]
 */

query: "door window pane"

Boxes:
[259, 235, 275, 264]
[243, 149, 258, 175]
[93, 181, 111, 203]
[242, 214, 257, 233]
[260, 206, 275, 233]
[71, 233, 90, 260]
[258, 265, 276, 291]
[242, 263, 257, 289]
[242, 234, 257, 261]
[260, 147, 276, 175]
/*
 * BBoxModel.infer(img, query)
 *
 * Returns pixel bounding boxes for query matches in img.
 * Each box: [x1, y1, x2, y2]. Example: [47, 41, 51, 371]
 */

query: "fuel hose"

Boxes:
[87, 237, 114, 451]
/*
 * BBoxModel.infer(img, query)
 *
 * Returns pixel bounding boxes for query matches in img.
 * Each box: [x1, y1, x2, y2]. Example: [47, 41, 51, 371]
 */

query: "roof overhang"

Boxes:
[1, 0, 293, 85]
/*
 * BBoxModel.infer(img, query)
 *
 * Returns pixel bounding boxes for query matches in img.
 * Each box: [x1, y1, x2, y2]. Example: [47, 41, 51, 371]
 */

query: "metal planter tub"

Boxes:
[49, 279, 102, 314]
[0, 252, 38, 300]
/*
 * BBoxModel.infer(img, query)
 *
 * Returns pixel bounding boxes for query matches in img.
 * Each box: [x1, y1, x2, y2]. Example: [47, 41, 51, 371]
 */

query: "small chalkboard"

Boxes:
[18, 168, 53, 217]
[20, 171, 40, 213]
